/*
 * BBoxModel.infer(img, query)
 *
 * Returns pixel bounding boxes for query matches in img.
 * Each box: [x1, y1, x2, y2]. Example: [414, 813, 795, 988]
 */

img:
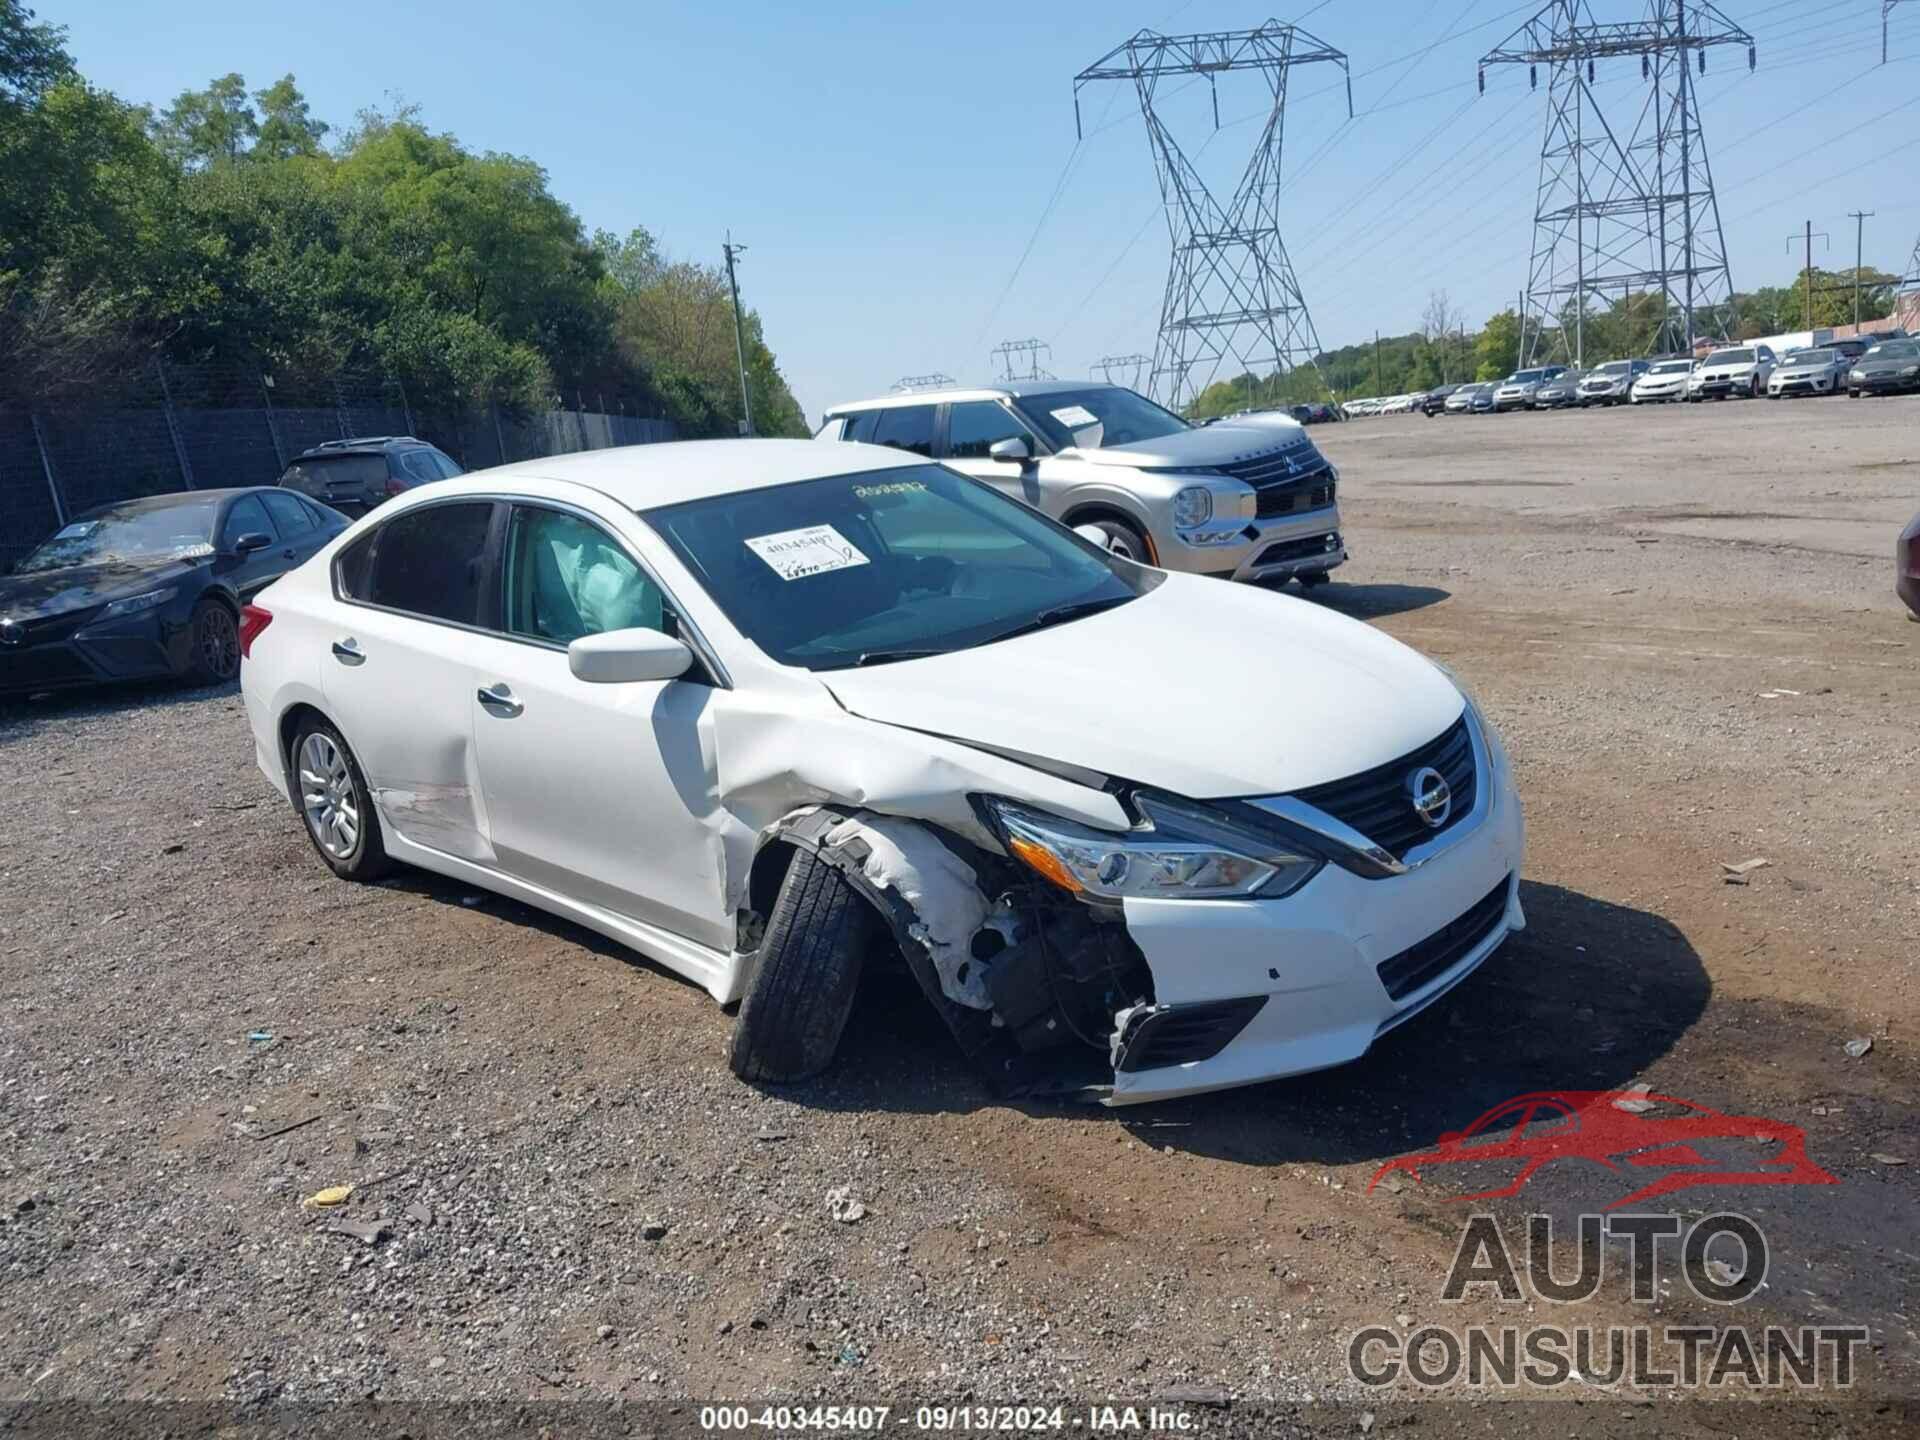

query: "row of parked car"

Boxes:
[1406, 331, 1919, 416]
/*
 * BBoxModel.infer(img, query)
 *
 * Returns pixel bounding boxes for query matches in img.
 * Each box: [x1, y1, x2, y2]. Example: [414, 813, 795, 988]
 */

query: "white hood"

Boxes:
[1065, 415, 1309, 472]
[820, 573, 1465, 800]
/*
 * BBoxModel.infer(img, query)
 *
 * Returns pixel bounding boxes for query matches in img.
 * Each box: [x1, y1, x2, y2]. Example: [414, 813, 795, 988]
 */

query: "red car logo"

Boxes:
[1368, 1090, 1837, 1210]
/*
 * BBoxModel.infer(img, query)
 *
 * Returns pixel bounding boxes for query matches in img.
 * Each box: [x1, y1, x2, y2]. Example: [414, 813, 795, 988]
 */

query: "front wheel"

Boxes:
[1087, 516, 1151, 564]
[729, 845, 876, 1084]
[184, 599, 239, 685]
[1297, 570, 1332, 588]
[288, 717, 393, 882]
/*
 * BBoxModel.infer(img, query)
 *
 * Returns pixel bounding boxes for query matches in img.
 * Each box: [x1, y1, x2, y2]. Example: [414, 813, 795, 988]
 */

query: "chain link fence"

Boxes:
[0, 360, 676, 571]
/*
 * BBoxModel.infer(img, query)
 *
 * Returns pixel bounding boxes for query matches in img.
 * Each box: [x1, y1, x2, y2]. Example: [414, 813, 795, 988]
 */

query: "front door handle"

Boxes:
[477, 684, 524, 717]
[331, 639, 365, 665]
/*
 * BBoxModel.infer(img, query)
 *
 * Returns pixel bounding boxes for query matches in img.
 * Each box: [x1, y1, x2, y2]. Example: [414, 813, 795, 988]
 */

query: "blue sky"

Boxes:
[52, 0, 1920, 417]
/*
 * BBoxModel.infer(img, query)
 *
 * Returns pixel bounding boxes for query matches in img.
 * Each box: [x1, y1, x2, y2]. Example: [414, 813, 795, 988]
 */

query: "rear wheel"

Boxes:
[288, 717, 392, 882]
[729, 846, 876, 1084]
[1298, 569, 1332, 588]
[184, 599, 239, 685]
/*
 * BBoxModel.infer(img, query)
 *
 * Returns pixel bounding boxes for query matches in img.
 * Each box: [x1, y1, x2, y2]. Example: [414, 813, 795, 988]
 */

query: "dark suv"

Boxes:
[276, 436, 463, 516]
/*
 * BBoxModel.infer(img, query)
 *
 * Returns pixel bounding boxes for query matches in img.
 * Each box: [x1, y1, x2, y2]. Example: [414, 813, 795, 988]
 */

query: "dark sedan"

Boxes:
[0, 488, 346, 697]
[1848, 339, 1920, 397]
[1419, 384, 1463, 416]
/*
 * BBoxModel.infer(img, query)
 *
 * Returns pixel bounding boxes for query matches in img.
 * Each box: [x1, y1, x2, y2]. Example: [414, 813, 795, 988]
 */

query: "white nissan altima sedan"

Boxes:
[239, 439, 1524, 1104]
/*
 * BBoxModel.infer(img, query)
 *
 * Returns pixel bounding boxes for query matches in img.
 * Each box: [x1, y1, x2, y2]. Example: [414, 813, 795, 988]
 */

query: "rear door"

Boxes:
[320, 499, 501, 862]
[259, 489, 331, 573]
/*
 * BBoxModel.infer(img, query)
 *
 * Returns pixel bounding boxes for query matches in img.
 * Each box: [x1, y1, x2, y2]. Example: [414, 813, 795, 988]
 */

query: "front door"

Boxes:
[941, 399, 1046, 509]
[467, 502, 733, 951]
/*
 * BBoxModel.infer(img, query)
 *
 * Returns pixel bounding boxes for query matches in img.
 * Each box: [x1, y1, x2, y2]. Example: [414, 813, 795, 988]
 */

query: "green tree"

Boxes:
[0, 0, 70, 102]
[1473, 309, 1520, 380]
[252, 74, 328, 159]
[156, 72, 257, 166]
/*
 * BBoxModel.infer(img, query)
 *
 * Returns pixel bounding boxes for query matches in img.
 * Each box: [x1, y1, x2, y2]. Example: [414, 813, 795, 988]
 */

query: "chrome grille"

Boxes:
[1290, 714, 1477, 859]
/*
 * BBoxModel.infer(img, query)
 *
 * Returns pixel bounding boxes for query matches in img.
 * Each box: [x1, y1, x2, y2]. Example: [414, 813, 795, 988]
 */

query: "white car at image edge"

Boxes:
[238, 440, 1525, 1104]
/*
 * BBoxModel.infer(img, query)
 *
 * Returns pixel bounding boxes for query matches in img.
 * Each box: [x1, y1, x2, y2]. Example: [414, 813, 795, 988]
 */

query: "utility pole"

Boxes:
[1786, 222, 1829, 331]
[1848, 210, 1875, 330]
[1373, 331, 1382, 395]
[723, 232, 754, 437]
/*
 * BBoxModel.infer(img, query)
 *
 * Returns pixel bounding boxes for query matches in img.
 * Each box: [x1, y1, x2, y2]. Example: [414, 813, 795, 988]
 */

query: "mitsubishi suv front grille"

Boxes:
[1289, 714, 1477, 860]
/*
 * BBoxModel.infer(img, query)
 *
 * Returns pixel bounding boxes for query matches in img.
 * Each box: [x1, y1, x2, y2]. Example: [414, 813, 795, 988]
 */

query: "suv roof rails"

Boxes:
[313, 435, 419, 451]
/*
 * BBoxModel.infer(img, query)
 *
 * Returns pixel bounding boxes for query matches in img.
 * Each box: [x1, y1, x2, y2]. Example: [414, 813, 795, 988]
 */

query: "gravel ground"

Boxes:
[1, 395, 1915, 1436]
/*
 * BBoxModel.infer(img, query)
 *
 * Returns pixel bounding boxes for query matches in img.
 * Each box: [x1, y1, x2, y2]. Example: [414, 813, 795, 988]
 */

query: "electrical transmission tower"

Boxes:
[1075, 22, 1351, 410]
[1482, 0, 1754, 365]
[990, 339, 1055, 382]
[1091, 353, 1154, 390]
[1887, 0, 1910, 64]
[892, 373, 956, 391]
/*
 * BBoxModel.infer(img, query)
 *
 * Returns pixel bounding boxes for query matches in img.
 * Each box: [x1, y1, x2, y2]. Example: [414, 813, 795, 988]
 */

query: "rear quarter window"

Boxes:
[285, 454, 389, 491]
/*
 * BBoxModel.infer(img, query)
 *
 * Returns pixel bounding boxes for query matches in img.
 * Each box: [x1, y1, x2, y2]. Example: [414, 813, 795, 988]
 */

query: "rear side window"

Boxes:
[843, 411, 879, 445]
[362, 502, 495, 625]
[870, 405, 935, 456]
[395, 449, 445, 484]
[336, 533, 375, 599]
[261, 490, 314, 535]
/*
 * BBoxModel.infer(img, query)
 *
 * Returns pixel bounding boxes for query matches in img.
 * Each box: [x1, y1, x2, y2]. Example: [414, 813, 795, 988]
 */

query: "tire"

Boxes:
[1298, 569, 1332, 587]
[184, 598, 240, 685]
[1087, 516, 1152, 564]
[1849, 389, 1860, 398]
[287, 716, 393, 882]
[729, 845, 877, 1084]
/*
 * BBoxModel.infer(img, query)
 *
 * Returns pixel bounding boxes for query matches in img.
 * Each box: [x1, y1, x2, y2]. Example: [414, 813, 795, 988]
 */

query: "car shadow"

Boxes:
[1285, 580, 1450, 621]
[0, 677, 240, 743]
[796, 880, 1711, 1168]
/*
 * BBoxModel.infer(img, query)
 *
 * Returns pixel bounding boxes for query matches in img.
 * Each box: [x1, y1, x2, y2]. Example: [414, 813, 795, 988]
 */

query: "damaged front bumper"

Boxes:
[1104, 768, 1525, 1105]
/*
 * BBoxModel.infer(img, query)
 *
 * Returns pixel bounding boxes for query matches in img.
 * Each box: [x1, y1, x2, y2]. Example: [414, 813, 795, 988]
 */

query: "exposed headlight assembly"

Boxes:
[984, 794, 1321, 902]
[101, 587, 177, 618]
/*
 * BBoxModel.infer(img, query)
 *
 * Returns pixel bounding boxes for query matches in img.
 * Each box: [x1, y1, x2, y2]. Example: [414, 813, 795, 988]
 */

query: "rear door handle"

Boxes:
[331, 639, 365, 665]
[477, 684, 524, 717]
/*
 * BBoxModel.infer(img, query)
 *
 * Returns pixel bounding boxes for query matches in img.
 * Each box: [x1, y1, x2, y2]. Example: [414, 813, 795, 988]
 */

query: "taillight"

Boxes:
[1906, 535, 1920, 578]
[238, 604, 273, 659]
[384, 475, 408, 497]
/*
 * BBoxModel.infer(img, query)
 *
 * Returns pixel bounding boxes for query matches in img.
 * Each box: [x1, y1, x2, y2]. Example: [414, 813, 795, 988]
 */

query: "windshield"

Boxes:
[1650, 361, 1693, 375]
[16, 498, 221, 574]
[1594, 361, 1631, 375]
[1866, 340, 1919, 358]
[1785, 349, 1834, 364]
[1011, 388, 1189, 451]
[1506, 369, 1551, 384]
[644, 463, 1148, 671]
[1706, 349, 1755, 365]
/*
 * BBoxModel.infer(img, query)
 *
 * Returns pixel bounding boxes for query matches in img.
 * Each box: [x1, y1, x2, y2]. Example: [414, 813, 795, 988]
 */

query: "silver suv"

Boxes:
[816, 382, 1346, 587]
[1577, 359, 1650, 405]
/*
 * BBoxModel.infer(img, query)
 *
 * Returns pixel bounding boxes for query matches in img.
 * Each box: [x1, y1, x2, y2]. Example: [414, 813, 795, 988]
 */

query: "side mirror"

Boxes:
[569, 627, 694, 684]
[1072, 523, 1117, 551]
[233, 531, 273, 556]
[988, 436, 1032, 465]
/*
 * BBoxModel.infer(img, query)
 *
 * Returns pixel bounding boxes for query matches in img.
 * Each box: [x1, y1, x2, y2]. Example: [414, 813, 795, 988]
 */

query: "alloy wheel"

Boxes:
[298, 732, 360, 859]
[199, 605, 239, 679]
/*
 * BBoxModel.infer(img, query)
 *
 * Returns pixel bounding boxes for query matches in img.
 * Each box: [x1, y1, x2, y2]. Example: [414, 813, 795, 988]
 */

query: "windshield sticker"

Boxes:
[851, 480, 926, 499]
[744, 524, 870, 582]
[1050, 405, 1100, 428]
[54, 522, 99, 540]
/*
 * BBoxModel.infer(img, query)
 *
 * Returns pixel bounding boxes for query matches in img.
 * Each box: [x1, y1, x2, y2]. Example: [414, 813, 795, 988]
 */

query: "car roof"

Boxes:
[826, 378, 1119, 414]
[75, 486, 270, 519]
[472, 438, 925, 510]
